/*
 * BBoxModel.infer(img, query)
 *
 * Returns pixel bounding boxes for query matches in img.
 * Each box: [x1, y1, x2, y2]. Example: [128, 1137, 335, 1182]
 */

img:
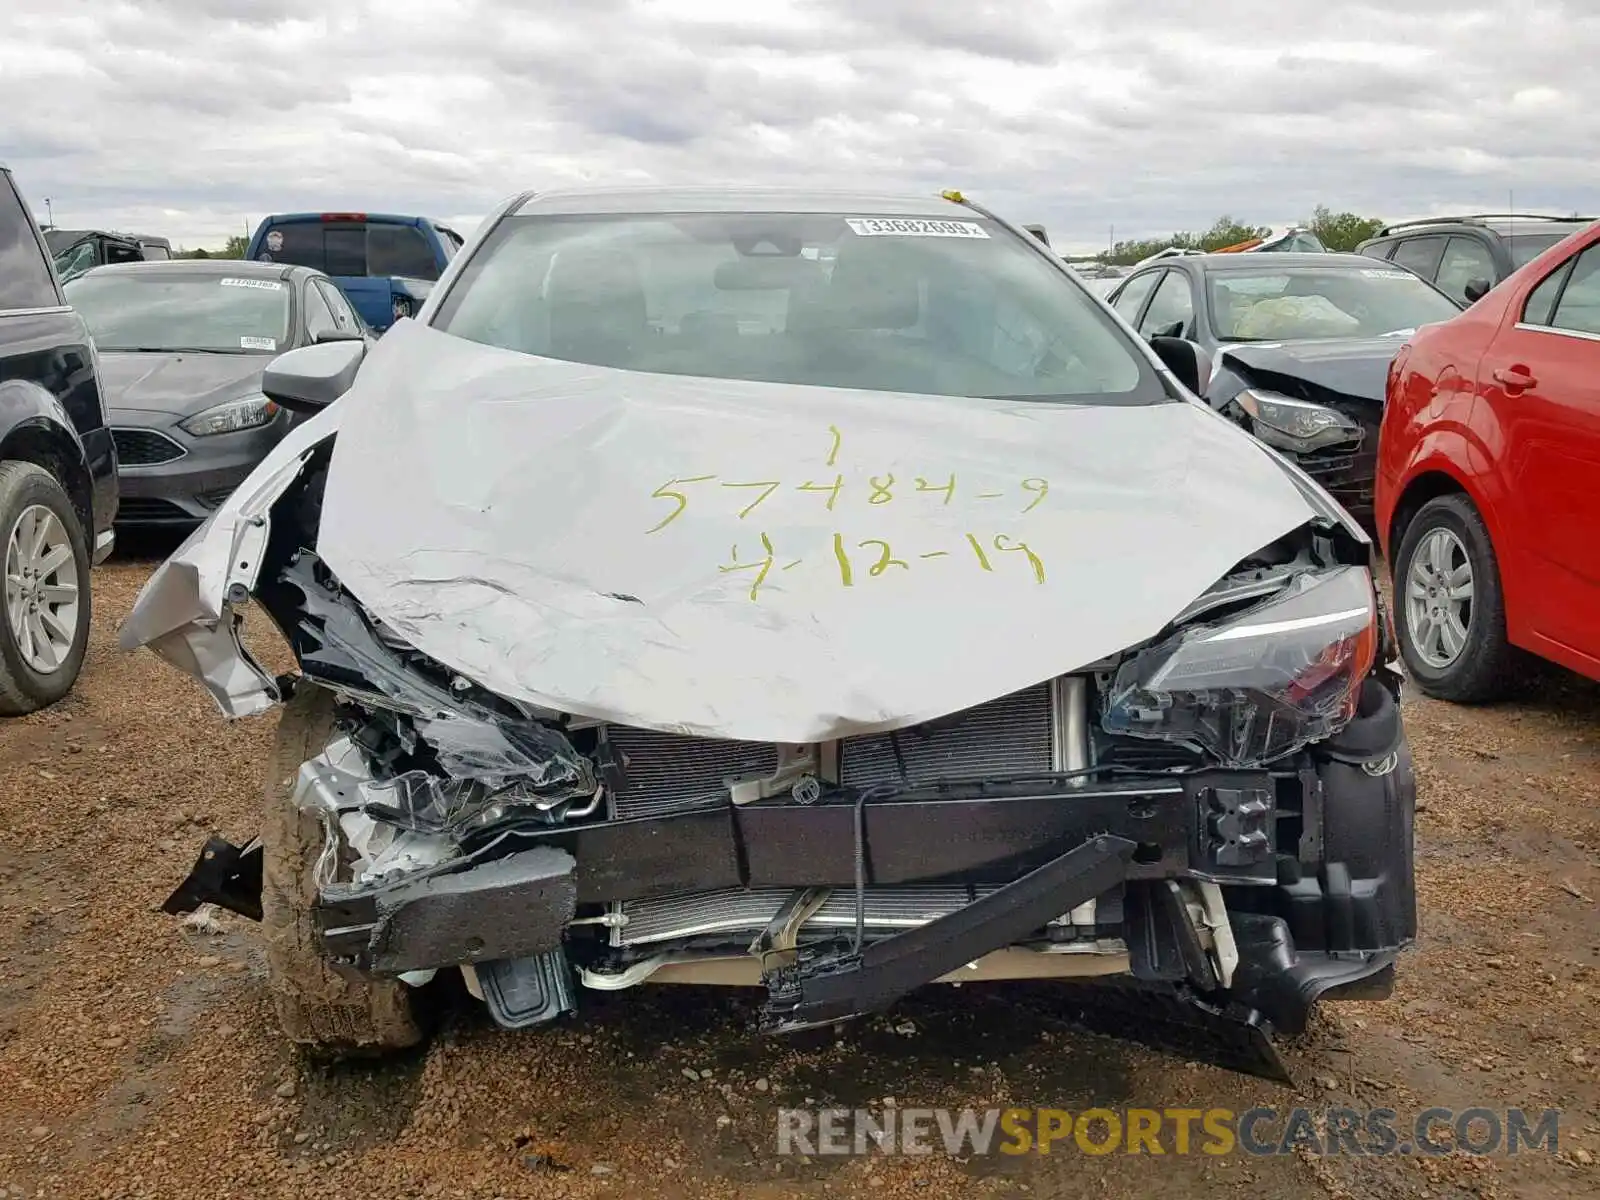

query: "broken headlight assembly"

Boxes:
[1235, 388, 1361, 454]
[1102, 565, 1378, 768]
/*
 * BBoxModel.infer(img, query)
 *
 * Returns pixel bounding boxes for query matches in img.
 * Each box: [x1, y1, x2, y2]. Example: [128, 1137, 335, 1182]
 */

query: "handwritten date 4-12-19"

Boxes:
[719, 532, 1046, 600]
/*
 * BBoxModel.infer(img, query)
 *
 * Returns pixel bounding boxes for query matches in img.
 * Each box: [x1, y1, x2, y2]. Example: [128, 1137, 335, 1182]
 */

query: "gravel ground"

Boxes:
[0, 551, 1595, 1200]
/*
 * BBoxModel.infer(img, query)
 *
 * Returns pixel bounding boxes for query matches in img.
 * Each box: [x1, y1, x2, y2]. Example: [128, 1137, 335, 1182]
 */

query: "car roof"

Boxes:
[261, 211, 435, 225]
[76, 259, 308, 282]
[1371, 215, 1591, 240]
[511, 185, 980, 218]
[1183, 251, 1389, 272]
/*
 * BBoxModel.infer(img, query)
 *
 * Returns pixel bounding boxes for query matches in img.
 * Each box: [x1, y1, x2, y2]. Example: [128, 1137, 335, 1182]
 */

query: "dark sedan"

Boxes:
[65, 259, 367, 526]
[1107, 252, 1462, 522]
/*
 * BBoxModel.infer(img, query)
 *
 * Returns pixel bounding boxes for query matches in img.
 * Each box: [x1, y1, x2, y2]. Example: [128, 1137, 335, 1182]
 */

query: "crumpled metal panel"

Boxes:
[121, 321, 1318, 741]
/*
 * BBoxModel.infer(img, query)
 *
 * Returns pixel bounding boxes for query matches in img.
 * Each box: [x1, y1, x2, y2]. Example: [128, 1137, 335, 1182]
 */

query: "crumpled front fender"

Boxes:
[118, 408, 345, 717]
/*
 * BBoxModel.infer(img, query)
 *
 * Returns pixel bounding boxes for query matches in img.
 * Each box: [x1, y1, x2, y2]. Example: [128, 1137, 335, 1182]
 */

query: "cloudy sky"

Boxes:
[5, 0, 1597, 254]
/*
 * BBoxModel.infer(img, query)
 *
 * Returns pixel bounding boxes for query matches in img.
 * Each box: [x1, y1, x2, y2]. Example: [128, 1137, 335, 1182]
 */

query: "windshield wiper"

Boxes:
[105, 346, 254, 355]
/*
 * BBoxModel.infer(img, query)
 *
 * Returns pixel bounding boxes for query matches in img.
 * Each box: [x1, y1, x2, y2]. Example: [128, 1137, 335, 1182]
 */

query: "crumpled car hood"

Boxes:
[121, 321, 1320, 743]
[1216, 336, 1412, 403]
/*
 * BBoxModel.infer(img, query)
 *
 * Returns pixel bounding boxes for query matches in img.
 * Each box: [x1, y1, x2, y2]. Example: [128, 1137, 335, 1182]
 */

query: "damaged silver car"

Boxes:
[124, 187, 1415, 1080]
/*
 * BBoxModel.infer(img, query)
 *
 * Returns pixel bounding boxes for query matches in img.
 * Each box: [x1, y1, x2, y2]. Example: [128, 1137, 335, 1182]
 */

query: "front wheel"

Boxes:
[261, 685, 423, 1055]
[1393, 493, 1514, 702]
[0, 462, 91, 716]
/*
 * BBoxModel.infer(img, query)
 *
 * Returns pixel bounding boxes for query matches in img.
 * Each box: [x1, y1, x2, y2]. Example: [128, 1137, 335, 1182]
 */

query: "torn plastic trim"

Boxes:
[276, 553, 601, 837]
[118, 430, 336, 717]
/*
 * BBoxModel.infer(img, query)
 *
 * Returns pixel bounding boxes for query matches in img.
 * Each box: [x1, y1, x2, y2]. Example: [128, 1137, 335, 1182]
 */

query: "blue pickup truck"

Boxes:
[245, 212, 463, 332]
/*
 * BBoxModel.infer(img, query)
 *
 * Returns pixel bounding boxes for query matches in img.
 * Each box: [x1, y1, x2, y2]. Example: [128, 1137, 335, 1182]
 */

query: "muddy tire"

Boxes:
[261, 684, 422, 1055]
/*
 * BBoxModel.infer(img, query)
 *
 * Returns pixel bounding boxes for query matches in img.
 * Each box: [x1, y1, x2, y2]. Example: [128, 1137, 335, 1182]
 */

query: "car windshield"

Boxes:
[1207, 265, 1461, 341]
[66, 271, 292, 354]
[434, 211, 1163, 404]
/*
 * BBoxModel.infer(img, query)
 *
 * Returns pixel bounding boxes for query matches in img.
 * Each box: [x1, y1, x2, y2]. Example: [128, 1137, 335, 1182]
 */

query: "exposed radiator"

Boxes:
[601, 679, 1106, 950]
[603, 728, 780, 820]
[841, 682, 1055, 787]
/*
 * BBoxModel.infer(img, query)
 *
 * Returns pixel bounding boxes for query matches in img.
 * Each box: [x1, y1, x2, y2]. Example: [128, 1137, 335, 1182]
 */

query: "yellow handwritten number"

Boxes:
[799, 475, 845, 510]
[721, 480, 783, 518]
[646, 475, 716, 534]
[825, 424, 842, 467]
[868, 474, 895, 504]
[914, 474, 957, 504]
[1020, 478, 1049, 513]
[720, 533, 777, 601]
[858, 539, 909, 577]
[966, 534, 993, 571]
[832, 533, 854, 586]
[994, 535, 1046, 583]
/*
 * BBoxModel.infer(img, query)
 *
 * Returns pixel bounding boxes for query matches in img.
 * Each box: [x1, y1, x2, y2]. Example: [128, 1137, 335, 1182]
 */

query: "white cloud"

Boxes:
[3, 0, 1596, 254]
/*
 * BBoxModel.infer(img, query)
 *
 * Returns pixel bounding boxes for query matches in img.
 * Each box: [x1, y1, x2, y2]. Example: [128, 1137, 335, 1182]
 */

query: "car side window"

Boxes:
[1435, 237, 1497, 304]
[1390, 235, 1447, 281]
[1545, 245, 1600, 336]
[1111, 271, 1159, 323]
[1138, 270, 1195, 338]
[301, 280, 338, 340]
[367, 224, 440, 282]
[1358, 243, 1392, 261]
[0, 174, 61, 311]
[1521, 262, 1571, 327]
[315, 279, 361, 332]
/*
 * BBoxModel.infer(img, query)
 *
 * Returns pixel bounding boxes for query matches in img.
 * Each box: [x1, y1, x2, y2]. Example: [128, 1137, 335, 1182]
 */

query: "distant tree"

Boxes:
[1308, 205, 1385, 252]
[174, 235, 248, 259]
[1196, 215, 1271, 251]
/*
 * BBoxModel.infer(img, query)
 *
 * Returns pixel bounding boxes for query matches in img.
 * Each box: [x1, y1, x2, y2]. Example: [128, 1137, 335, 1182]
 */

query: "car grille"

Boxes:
[112, 428, 185, 466]
[115, 497, 194, 523]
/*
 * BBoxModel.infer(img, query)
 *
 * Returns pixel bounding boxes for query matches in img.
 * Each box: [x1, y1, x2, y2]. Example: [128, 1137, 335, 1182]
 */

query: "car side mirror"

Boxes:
[1148, 335, 1211, 395]
[262, 340, 366, 414]
[1463, 277, 1492, 304]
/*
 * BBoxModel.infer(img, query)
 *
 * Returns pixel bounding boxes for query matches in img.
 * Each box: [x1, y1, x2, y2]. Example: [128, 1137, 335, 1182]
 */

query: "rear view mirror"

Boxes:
[1463, 277, 1492, 304]
[1149, 335, 1212, 396]
[262, 340, 366, 414]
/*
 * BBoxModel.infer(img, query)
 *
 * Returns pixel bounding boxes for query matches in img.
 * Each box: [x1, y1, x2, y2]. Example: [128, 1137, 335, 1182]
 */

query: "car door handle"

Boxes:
[1492, 365, 1538, 392]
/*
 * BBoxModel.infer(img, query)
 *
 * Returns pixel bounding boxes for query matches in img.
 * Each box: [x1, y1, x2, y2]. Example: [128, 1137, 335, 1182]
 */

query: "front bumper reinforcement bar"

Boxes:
[761, 834, 1137, 1032]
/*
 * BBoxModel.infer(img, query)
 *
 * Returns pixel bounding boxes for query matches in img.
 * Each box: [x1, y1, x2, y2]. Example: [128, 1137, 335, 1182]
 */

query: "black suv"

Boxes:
[0, 166, 118, 713]
[1357, 213, 1592, 305]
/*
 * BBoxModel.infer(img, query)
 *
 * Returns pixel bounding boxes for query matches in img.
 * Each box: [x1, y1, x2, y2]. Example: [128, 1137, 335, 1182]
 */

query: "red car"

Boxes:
[1377, 220, 1600, 700]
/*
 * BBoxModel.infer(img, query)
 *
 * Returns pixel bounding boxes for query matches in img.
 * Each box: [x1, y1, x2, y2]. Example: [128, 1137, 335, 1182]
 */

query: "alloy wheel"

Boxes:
[4, 504, 81, 674]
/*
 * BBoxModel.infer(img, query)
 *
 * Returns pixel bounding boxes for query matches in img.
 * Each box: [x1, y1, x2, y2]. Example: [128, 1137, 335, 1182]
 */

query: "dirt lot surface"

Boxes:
[0, 552, 1596, 1200]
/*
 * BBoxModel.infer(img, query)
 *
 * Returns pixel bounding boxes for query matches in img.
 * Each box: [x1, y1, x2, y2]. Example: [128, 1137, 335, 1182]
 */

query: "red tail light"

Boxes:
[320, 212, 367, 222]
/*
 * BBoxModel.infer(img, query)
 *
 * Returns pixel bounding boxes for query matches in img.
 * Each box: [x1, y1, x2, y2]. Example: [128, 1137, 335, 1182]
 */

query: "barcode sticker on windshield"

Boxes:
[240, 336, 277, 350]
[846, 217, 989, 239]
[220, 277, 284, 291]
[1361, 269, 1410, 279]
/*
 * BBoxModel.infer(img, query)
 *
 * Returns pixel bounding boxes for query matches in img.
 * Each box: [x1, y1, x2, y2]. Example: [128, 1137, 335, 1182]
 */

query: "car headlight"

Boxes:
[179, 393, 280, 437]
[1235, 388, 1361, 454]
[1102, 565, 1378, 768]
